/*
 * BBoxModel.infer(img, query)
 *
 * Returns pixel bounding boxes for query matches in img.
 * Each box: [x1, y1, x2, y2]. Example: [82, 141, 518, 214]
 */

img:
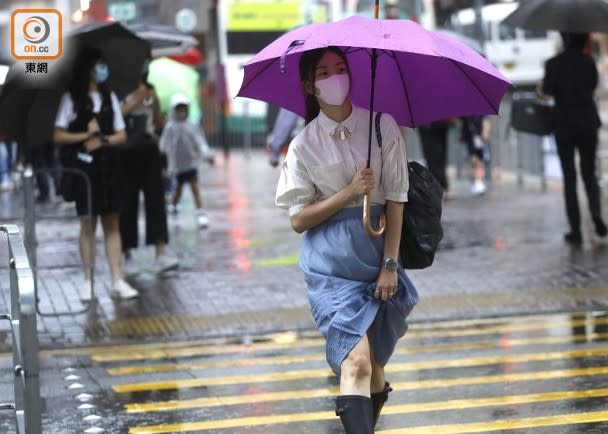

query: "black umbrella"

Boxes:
[128, 24, 198, 57]
[0, 21, 149, 151]
[503, 0, 608, 33]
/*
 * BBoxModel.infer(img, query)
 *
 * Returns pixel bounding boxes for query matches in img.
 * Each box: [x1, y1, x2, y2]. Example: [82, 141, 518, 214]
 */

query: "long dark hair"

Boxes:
[299, 46, 348, 125]
[69, 47, 111, 108]
[561, 33, 589, 51]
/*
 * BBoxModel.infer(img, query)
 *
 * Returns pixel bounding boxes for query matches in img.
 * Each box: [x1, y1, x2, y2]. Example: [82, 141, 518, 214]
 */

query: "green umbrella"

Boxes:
[148, 57, 200, 122]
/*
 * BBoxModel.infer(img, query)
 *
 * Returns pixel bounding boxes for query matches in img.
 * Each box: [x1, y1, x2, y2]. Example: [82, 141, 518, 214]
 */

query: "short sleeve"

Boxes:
[54, 93, 75, 129]
[275, 146, 316, 216]
[380, 114, 409, 202]
[110, 92, 126, 132]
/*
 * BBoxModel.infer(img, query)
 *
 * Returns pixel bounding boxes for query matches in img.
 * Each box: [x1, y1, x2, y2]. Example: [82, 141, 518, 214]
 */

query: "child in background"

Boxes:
[160, 94, 210, 228]
[461, 115, 491, 195]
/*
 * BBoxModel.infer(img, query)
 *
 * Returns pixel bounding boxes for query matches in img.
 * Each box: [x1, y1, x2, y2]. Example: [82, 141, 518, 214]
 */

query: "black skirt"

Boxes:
[68, 146, 122, 217]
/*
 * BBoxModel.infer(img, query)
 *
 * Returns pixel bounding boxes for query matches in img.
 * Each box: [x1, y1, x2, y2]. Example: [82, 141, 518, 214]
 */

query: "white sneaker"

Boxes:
[80, 280, 93, 302]
[168, 204, 179, 215]
[111, 279, 139, 299]
[196, 211, 209, 228]
[471, 180, 486, 195]
[156, 254, 179, 273]
[0, 180, 14, 192]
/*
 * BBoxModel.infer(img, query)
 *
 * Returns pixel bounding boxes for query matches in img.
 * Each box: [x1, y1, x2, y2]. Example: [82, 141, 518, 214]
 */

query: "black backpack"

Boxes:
[375, 113, 444, 269]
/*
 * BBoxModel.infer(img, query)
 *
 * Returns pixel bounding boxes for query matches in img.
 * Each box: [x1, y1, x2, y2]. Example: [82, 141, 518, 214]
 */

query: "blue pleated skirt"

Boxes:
[300, 205, 419, 375]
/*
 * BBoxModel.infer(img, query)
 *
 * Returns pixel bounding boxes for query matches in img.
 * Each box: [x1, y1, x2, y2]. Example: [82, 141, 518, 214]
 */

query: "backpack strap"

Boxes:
[375, 112, 383, 148]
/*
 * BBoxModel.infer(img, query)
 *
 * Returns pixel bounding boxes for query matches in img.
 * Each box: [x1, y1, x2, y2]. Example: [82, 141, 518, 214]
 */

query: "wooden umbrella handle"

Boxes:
[363, 192, 386, 237]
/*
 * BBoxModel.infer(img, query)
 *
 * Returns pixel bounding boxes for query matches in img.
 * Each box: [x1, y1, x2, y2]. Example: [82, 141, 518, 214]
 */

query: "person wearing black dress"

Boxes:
[53, 48, 138, 301]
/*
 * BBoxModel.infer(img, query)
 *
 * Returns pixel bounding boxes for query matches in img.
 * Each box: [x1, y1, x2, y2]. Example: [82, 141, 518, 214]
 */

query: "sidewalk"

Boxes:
[0, 150, 607, 350]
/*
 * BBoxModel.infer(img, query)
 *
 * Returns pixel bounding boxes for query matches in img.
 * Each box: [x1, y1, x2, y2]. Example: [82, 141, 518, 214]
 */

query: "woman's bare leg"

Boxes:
[100, 213, 122, 283]
[340, 334, 373, 396]
[369, 345, 386, 394]
[79, 216, 98, 281]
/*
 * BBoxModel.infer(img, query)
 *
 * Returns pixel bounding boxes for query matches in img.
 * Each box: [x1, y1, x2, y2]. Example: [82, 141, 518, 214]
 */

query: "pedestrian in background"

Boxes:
[53, 48, 138, 301]
[418, 120, 451, 196]
[542, 32, 607, 245]
[159, 94, 210, 228]
[460, 115, 491, 195]
[27, 142, 60, 203]
[0, 136, 14, 191]
[275, 47, 418, 433]
[120, 61, 179, 276]
[267, 107, 300, 167]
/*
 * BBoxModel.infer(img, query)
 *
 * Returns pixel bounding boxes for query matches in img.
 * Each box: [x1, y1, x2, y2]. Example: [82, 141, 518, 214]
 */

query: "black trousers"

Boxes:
[554, 128, 602, 232]
[27, 143, 60, 200]
[120, 146, 168, 252]
[419, 125, 449, 191]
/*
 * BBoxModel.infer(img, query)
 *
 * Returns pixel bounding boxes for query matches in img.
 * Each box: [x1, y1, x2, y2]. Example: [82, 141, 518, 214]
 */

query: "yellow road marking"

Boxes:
[96, 315, 608, 363]
[128, 392, 608, 433]
[109, 332, 608, 376]
[378, 411, 608, 434]
[113, 347, 608, 393]
[125, 365, 608, 413]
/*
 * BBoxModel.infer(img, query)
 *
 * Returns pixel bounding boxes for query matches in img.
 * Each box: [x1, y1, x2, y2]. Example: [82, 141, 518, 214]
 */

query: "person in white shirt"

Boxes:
[53, 48, 138, 301]
[275, 47, 418, 433]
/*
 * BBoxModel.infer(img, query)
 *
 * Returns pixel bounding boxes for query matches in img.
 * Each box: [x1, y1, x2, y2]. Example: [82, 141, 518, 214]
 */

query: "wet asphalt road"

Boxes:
[0, 142, 607, 432]
[2, 311, 608, 433]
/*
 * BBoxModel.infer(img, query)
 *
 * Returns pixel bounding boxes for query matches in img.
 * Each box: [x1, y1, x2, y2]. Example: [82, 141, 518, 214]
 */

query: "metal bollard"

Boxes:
[22, 169, 38, 295]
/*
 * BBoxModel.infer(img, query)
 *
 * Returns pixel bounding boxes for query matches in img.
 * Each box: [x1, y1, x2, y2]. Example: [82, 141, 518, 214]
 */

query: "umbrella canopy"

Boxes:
[502, 0, 608, 33]
[237, 15, 510, 127]
[148, 57, 200, 121]
[128, 24, 198, 57]
[0, 22, 149, 149]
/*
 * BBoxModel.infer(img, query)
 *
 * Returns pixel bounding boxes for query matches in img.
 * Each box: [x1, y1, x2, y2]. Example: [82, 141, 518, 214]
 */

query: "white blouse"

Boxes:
[276, 105, 409, 217]
[55, 92, 126, 132]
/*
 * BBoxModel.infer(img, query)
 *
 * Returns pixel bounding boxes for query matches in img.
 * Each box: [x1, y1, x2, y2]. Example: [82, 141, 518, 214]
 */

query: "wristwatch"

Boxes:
[382, 257, 398, 272]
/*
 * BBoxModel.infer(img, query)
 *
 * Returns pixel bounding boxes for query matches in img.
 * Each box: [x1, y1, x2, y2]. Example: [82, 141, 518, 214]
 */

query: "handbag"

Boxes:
[375, 113, 444, 269]
[510, 95, 554, 136]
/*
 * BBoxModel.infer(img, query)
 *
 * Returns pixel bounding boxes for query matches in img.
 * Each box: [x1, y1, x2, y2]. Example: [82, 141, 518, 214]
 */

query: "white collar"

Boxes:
[317, 105, 360, 140]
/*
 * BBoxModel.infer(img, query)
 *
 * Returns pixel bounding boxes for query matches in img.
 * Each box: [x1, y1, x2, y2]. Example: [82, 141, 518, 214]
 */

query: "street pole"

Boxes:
[473, 0, 485, 51]
[210, 0, 229, 160]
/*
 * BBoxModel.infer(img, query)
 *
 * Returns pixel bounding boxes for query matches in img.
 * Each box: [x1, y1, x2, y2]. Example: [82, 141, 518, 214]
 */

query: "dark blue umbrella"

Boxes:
[0, 22, 150, 150]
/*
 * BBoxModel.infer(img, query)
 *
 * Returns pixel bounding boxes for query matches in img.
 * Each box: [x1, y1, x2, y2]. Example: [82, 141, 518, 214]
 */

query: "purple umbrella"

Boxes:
[237, 16, 510, 127]
[238, 13, 510, 236]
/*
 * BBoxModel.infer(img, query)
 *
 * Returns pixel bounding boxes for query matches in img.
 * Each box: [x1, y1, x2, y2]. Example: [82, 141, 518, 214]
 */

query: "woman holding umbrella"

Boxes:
[275, 47, 418, 433]
[53, 47, 138, 301]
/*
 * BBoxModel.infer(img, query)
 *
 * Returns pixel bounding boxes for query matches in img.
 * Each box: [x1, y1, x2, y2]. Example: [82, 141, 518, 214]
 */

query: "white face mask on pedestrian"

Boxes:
[315, 74, 350, 106]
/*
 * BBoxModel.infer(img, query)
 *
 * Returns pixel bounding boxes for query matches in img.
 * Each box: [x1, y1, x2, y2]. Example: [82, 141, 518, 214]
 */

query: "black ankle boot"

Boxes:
[371, 382, 393, 428]
[564, 231, 583, 246]
[593, 217, 607, 238]
[335, 395, 373, 434]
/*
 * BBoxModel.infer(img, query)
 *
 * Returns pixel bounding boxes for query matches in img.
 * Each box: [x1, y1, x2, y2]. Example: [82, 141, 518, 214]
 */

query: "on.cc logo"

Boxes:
[22, 16, 51, 44]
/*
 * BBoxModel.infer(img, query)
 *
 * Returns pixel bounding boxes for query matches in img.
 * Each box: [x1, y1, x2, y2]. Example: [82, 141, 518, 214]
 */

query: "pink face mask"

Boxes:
[315, 74, 350, 106]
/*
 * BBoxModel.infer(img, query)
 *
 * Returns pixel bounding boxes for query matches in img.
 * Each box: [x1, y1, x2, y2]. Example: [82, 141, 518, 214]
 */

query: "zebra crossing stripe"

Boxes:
[124, 365, 608, 413]
[113, 346, 608, 393]
[128, 399, 608, 433]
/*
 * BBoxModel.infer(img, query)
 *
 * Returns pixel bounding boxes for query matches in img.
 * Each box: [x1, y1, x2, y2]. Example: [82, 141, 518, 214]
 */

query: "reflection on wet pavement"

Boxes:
[1, 311, 605, 433]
